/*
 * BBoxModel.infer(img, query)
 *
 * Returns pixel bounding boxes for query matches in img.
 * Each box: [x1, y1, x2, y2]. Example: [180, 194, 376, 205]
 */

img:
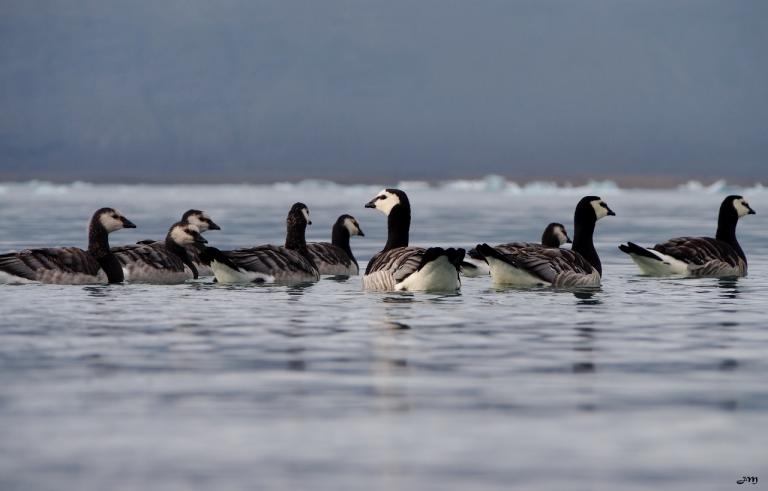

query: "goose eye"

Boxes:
[600, 202, 608, 208]
[112, 214, 119, 219]
[378, 195, 385, 200]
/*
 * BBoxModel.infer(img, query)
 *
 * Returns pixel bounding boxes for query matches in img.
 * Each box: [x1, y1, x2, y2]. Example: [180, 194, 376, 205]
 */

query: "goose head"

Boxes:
[182, 209, 221, 231]
[288, 202, 312, 228]
[365, 189, 410, 216]
[94, 208, 136, 233]
[339, 214, 365, 237]
[169, 223, 207, 249]
[542, 222, 571, 246]
[576, 196, 616, 223]
[725, 195, 756, 218]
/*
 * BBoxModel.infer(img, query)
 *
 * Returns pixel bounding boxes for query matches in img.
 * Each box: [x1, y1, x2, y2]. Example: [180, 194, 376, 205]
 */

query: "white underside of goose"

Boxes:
[209, 260, 276, 284]
[394, 255, 460, 291]
[625, 249, 690, 276]
[485, 257, 547, 286]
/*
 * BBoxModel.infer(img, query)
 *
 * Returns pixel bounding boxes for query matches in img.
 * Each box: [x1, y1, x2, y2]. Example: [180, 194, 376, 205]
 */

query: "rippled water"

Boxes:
[1, 183, 766, 491]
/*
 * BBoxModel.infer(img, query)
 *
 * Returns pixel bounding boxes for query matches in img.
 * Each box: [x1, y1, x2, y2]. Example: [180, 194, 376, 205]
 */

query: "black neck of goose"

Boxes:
[572, 218, 601, 276]
[285, 222, 309, 255]
[716, 208, 745, 261]
[165, 237, 199, 279]
[384, 203, 410, 250]
[332, 222, 355, 264]
[88, 220, 124, 283]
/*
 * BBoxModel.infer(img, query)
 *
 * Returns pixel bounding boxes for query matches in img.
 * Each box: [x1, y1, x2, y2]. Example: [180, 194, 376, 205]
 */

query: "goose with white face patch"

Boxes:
[462, 222, 572, 277]
[112, 222, 208, 284]
[135, 209, 221, 276]
[474, 196, 615, 287]
[307, 214, 365, 275]
[362, 189, 465, 292]
[619, 195, 755, 277]
[199, 203, 320, 284]
[0, 208, 136, 284]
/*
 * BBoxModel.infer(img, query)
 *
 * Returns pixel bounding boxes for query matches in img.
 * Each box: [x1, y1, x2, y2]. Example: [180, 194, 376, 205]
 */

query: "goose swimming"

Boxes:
[619, 195, 755, 277]
[474, 196, 614, 287]
[200, 203, 320, 283]
[307, 214, 364, 275]
[0, 208, 136, 284]
[362, 189, 465, 291]
[462, 222, 571, 277]
[112, 222, 208, 283]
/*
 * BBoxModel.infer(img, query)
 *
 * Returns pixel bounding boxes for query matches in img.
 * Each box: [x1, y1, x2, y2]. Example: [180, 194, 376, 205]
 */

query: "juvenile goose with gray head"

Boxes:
[363, 189, 465, 291]
[112, 222, 208, 283]
[474, 197, 615, 287]
[462, 222, 571, 277]
[307, 214, 365, 275]
[200, 203, 320, 283]
[0, 208, 136, 284]
[619, 195, 755, 277]
[136, 209, 220, 276]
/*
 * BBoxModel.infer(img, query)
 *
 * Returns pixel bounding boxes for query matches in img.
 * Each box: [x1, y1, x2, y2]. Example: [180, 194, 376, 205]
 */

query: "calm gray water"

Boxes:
[0, 181, 766, 491]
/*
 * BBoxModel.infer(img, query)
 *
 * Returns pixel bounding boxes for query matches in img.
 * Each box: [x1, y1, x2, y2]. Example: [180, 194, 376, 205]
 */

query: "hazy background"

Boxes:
[1, 0, 766, 184]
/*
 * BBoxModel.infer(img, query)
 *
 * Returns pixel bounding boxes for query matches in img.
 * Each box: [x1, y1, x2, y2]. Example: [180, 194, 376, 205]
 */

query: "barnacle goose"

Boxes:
[307, 214, 364, 275]
[136, 209, 220, 276]
[474, 197, 614, 287]
[362, 189, 465, 291]
[0, 208, 136, 284]
[112, 222, 208, 284]
[462, 222, 571, 277]
[619, 195, 755, 277]
[200, 203, 320, 284]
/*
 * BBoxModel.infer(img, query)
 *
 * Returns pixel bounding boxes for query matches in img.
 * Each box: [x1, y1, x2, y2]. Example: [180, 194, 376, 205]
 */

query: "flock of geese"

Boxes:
[0, 189, 756, 291]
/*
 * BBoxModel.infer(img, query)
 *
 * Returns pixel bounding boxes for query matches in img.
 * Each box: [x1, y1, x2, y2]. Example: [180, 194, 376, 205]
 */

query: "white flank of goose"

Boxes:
[474, 196, 615, 287]
[462, 222, 571, 277]
[362, 189, 465, 292]
[200, 203, 320, 284]
[619, 195, 755, 277]
[307, 214, 364, 275]
[0, 208, 136, 284]
[112, 222, 208, 284]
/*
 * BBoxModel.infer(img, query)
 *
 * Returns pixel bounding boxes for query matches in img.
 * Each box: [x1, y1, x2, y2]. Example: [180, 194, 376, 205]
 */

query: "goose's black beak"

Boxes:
[747, 205, 756, 215]
[365, 200, 376, 209]
[307, 220, 312, 225]
[207, 220, 221, 231]
[358, 229, 365, 237]
[122, 217, 137, 228]
[195, 236, 208, 245]
[566, 236, 573, 244]
[607, 207, 616, 216]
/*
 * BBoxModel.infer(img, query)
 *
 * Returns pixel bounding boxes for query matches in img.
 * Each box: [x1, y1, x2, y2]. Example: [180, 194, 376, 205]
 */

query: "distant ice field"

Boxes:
[0, 180, 766, 491]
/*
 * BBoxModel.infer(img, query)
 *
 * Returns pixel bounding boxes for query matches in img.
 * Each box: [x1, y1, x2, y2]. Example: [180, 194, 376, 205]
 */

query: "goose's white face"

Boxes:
[170, 224, 205, 246]
[302, 207, 311, 225]
[590, 199, 614, 220]
[99, 209, 129, 232]
[343, 217, 364, 236]
[187, 212, 211, 232]
[733, 198, 755, 217]
[554, 226, 570, 245]
[367, 189, 400, 216]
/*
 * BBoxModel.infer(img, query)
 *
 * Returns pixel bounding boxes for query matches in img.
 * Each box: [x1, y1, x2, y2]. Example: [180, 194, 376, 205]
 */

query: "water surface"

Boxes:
[1, 182, 766, 490]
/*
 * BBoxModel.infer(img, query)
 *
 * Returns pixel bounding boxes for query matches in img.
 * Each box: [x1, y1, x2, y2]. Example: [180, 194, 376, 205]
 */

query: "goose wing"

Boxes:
[652, 236, 746, 276]
[111, 243, 186, 272]
[507, 247, 596, 285]
[0, 247, 102, 282]
[307, 243, 354, 268]
[653, 237, 740, 267]
[364, 247, 424, 282]
[225, 245, 318, 278]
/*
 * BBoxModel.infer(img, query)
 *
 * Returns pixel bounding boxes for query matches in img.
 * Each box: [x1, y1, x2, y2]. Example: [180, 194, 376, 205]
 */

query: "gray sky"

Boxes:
[1, 0, 766, 183]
